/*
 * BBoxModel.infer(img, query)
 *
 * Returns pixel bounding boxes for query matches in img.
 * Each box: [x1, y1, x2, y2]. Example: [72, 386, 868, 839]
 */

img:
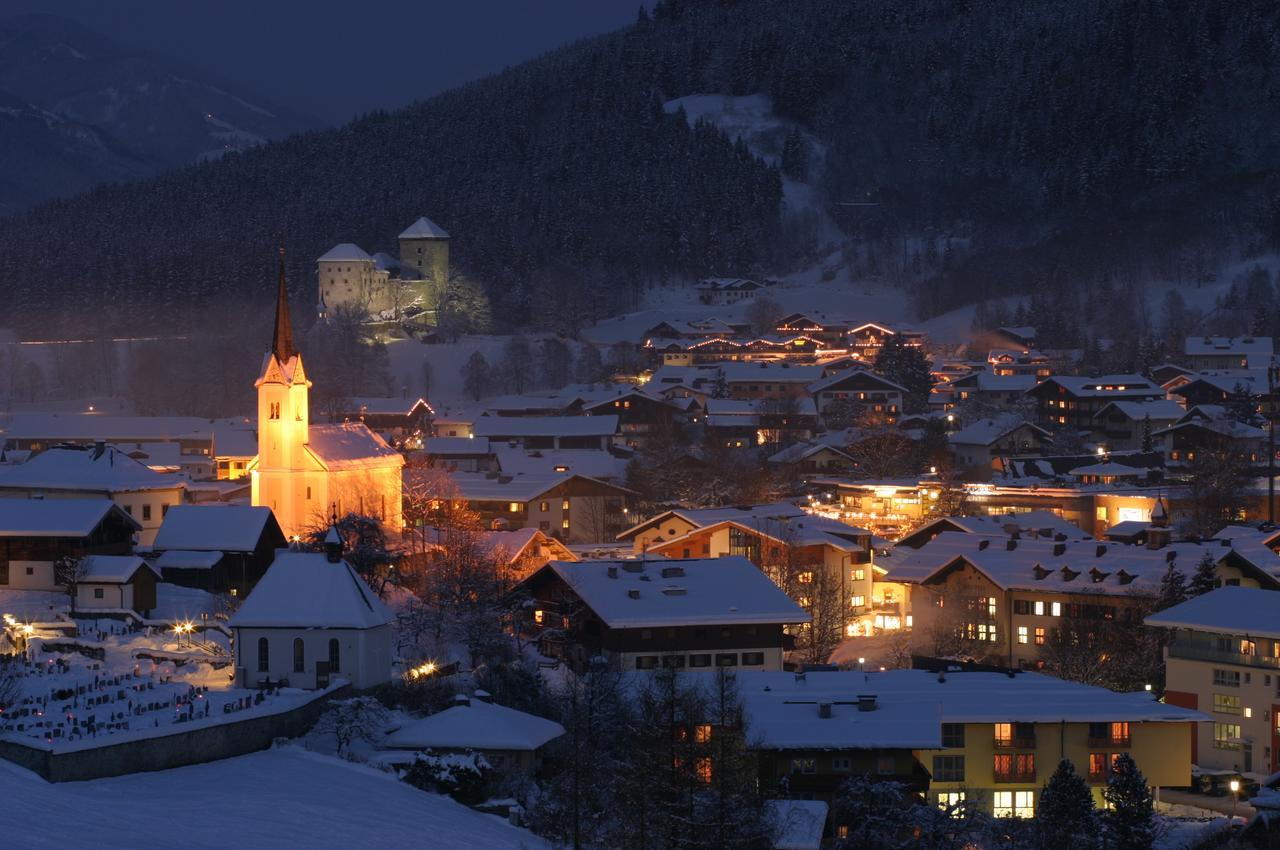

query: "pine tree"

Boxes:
[1140, 414, 1154, 453]
[1102, 753, 1155, 850]
[461, 351, 492, 401]
[1155, 562, 1188, 612]
[780, 127, 809, 180]
[1188, 552, 1218, 597]
[873, 334, 934, 413]
[1035, 759, 1099, 850]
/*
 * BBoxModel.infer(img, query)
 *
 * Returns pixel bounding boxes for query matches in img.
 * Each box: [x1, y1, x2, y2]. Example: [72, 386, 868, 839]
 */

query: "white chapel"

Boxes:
[250, 249, 404, 539]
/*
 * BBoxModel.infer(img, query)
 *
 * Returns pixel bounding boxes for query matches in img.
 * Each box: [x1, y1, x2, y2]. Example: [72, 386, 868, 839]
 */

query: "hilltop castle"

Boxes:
[316, 217, 449, 323]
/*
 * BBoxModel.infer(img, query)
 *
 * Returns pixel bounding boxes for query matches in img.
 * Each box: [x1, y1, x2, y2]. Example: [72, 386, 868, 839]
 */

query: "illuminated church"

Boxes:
[250, 251, 404, 538]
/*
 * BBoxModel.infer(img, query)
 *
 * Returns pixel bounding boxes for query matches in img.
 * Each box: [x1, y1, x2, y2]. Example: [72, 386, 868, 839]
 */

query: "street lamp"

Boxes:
[1229, 778, 1241, 821]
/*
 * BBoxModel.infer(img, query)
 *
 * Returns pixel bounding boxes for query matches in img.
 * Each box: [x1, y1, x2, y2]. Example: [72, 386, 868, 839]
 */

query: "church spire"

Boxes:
[272, 245, 297, 362]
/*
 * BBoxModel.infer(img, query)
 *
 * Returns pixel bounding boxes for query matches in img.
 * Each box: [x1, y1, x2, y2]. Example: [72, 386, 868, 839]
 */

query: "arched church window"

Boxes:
[257, 637, 269, 672]
[328, 639, 340, 673]
[269, 402, 280, 420]
[293, 638, 305, 673]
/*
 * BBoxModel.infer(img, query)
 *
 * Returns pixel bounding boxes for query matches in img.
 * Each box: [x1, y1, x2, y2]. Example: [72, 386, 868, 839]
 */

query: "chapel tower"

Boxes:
[252, 248, 314, 538]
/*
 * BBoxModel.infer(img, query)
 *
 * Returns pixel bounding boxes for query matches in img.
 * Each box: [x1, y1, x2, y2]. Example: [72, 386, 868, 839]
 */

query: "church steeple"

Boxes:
[272, 245, 297, 362]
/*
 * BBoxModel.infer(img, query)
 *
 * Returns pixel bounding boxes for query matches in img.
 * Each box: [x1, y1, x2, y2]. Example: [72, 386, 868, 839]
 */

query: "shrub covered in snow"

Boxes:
[402, 749, 493, 806]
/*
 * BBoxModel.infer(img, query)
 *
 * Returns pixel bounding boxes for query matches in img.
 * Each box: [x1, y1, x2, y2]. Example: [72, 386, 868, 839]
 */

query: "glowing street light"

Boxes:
[1229, 778, 1241, 820]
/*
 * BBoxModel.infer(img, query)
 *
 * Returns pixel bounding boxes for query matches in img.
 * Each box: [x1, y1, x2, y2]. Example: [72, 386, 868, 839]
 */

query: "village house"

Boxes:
[847, 323, 927, 360]
[421, 436, 494, 472]
[0, 444, 185, 546]
[229, 534, 394, 690]
[581, 389, 686, 448]
[726, 668, 1202, 823]
[948, 418, 1051, 480]
[767, 441, 856, 475]
[694, 277, 762, 305]
[703, 397, 818, 448]
[335, 397, 434, 439]
[1153, 406, 1267, 470]
[1026, 375, 1165, 430]
[511, 557, 809, 672]
[472, 415, 621, 450]
[946, 373, 1038, 410]
[1147, 586, 1280, 776]
[382, 692, 566, 778]
[1168, 370, 1265, 409]
[774, 313, 855, 346]
[1090, 399, 1185, 451]
[431, 469, 635, 543]
[986, 349, 1051, 378]
[1185, 336, 1274, 371]
[73, 555, 160, 616]
[492, 446, 629, 483]
[888, 521, 1280, 670]
[0, 499, 139, 591]
[149, 504, 288, 597]
[808, 368, 907, 425]
[647, 333, 831, 367]
[642, 317, 743, 343]
[617, 502, 808, 551]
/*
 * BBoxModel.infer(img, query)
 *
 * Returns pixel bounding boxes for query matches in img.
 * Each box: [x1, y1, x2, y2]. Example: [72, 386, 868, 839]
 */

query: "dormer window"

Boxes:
[269, 402, 280, 420]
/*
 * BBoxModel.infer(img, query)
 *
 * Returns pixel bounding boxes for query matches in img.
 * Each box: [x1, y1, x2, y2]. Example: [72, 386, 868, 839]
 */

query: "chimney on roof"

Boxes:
[92, 440, 106, 459]
[452, 693, 471, 707]
[661, 566, 685, 578]
[323, 525, 343, 563]
[978, 539, 990, 551]
[856, 694, 878, 712]
[1096, 544, 1107, 558]
[627, 589, 641, 599]
[1006, 539, 1017, 551]
[1053, 543, 1066, 557]
[607, 565, 618, 579]
[818, 702, 832, 719]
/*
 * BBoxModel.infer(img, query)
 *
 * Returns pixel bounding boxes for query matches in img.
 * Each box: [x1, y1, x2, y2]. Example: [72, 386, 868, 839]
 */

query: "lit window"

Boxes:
[993, 790, 1034, 818]
[694, 724, 712, 744]
[1034, 627, 1045, 645]
[853, 568, 865, 581]
[533, 610, 544, 625]
[562, 518, 570, 530]
[539, 501, 549, 512]
[508, 502, 521, 513]
[1034, 601, 1045, 616]
[798, 571, 814, 584]
[1051, 602, 1062, 617]
[937, 791, 966, 814]
[562, 499, 570, 510]
[790, 759, 816, 775]
[851, 595, 865, 608]
[1017, 626, 1028, 645]
[695, 757, 712, 784]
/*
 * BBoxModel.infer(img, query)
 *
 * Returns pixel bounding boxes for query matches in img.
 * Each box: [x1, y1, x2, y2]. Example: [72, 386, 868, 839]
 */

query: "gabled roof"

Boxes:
[1029, 374, 1162, 398]
[950, 373, 1038, 392]
[1185, 336, 1274, 356]
[317, 243, 372, 263]
[767, 441, 854, 465]
[654, 516, 874, 558]
[399, 217, 449, 239]
[384, 699, 565, 751]
[341, 397, 433, 417]
[704, 398, 818, 417]
[1169, 369, 1265, 395]
[807, 368, 908, 394]
[617, 501, 807, 541]
[80, 555, 159, 584]
[1068, 461, 1146, 477]
[1092, 399, 1186, 422]
[440, 471, 632, 503]
[153, 505, 281, 553]
[894, 512, 1088, 549]
[473, 416, 619, 439]
[0, 499, 138, 538]
[306, 423, 403, 471]
[948, 417, 1048, 447]
[1145, 586, 1280, 640]
[423, 436, 492, 456]
[0, 446, 183, 493]
[229, 551, 394, 629]
[530, 557, 809, 628]
[493, 448, 628, 481]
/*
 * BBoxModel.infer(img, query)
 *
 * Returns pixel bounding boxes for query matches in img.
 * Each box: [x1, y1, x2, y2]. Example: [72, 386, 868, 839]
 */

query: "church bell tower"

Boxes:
[252, 247, 313, 538]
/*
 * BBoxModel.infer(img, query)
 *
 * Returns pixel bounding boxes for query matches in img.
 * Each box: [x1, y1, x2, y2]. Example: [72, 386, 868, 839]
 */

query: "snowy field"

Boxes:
[0, 746, 549, 849]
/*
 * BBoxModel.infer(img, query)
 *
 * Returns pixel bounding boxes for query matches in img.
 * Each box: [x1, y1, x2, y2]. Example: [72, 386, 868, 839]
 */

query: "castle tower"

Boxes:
[398, 217, 449, 319]
[252, 248, 315, 539]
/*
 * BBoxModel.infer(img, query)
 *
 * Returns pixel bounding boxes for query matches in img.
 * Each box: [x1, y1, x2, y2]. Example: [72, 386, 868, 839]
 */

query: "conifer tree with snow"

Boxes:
[873, 334, 934, 412]
[1102, 753, 1155, 850]
[1154, 562, 1188, 612]
[461, 351, 492, 401]
[1140, 413, 1154, 453]
[1188, 552, 1219, 597]
[1035, 759, 1100, 850]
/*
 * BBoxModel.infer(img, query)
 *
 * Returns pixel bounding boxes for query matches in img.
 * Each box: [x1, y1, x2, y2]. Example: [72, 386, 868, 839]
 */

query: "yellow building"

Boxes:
[250, 252, 404, 539]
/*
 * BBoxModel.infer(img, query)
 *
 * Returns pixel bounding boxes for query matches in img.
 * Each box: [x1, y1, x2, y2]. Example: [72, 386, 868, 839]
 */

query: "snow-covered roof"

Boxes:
[153, 505, 278, 553]
[959, 373, 1038, 392]
[0, 446, 184, 493]
[399, 217, 450, 239]
[886, 530, 1229, 595]
[473, 416, 619, 439]
[1185, 336, 1274, 356]
[385, 698, 564, 751]
[729, 669, 1205, 732]
[306, 423, 403, 471]
[0, 413, 216, 443]
[704, 398, 817, 417]
[1092, 399, 1186, 422]
[1104, 520, 1151, 538]
[807, 368, 907, 394]
[440, 471, 629, 503]
[1068, 461, 1146, 477]
[229, 551, 393, 629]
[618, 502, 807, 540]
[998, 326, 1037, 341]
[211, 420, 257, 457]
[767, 441, 853, 465]
[1170, 369, 1266, 395]
[948, 417, 1046, 447]
[80, 555, 158, 583]
[154, 550, 223, 570]
[423, 437, 491, 455]
[317, 243, 372, 263]
[1033, 375, 1162, 399]
[537, 558, 809, 628]
[1145, 586, 1280, 639]
[655, 516, 872, 557]
[493, 448, 628, 481]
[0, 499, 139, 538]
[695, 277, 760, 291]
[896, 512, 1088, 548]
[719, 362, 827, 384]
[767, 800, 828, 850]
[340, 397, 432, 417]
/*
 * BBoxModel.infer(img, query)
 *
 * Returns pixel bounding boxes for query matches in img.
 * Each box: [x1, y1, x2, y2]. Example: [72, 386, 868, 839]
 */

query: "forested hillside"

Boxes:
[3, 0, 1280, 338]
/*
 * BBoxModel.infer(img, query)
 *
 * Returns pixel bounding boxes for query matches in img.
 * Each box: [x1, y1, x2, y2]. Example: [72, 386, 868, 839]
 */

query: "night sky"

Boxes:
[1, 0, 644, 122]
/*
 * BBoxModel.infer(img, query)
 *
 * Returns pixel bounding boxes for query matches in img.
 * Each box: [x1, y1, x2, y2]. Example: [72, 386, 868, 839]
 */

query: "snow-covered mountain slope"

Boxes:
[0, 14, 318, 210]
[0, 89, 151, 216]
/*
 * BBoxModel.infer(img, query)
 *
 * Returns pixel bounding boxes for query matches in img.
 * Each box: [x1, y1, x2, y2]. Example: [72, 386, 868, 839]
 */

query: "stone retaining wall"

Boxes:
[0, 684, 348, 782]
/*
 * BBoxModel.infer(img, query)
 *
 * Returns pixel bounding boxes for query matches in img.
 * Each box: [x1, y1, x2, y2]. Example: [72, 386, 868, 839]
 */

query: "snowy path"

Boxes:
[0, 746, 549, 849]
